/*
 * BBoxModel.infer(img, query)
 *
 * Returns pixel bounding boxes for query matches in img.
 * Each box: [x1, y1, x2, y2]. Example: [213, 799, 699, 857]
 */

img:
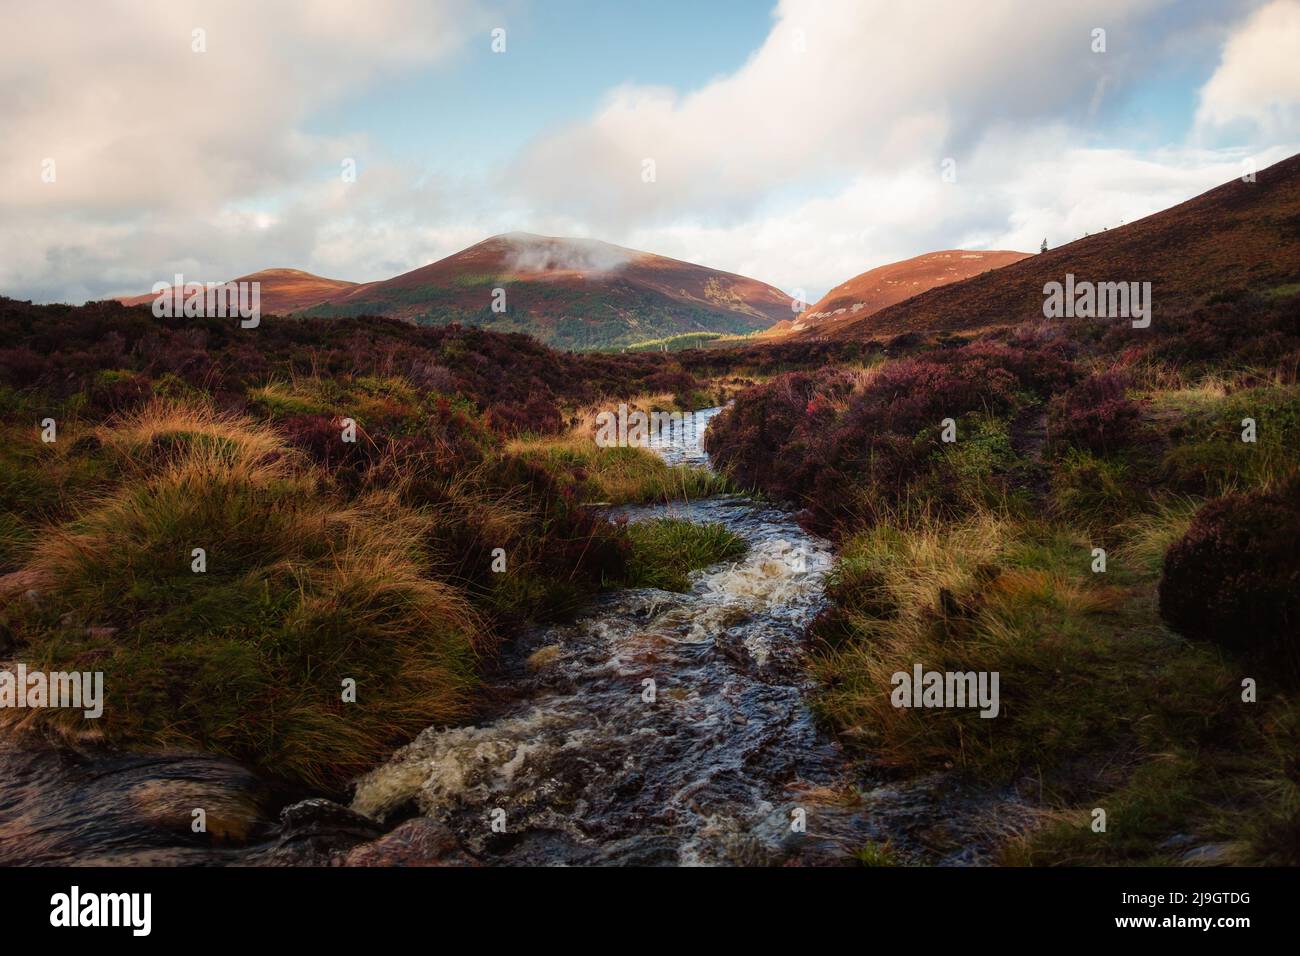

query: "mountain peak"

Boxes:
[303, 233, 792, 349]
[774, 248, 1030, 336]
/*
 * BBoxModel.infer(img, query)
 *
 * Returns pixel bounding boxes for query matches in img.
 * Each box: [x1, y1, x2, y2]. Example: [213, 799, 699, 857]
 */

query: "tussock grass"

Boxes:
[96, 399, 286, 472]
[812, 508, 1229, 781]
[1150, 382, 1300, 494]
[1111, 497, 1200, 577]
[505, 432, 728, 505]
[813, 495, 1300, 864]
[247, 378, 335, 418]
[621, 518, 747, 592]
[0, 421, 114, 572]
[5, 404, 486, 787]
[1050, 449, 1147, 527]
[567, 391, 678, 435]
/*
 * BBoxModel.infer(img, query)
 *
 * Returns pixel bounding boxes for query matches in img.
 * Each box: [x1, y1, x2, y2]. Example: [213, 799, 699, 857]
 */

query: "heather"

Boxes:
[709, 287, 1300, 864]
[1159, 475, 1300, 684]
[0, 298, 784, 786]
[0, 295, 872, 430]
[704, 337, 1076, 534]
[5, 285, 1300, 860]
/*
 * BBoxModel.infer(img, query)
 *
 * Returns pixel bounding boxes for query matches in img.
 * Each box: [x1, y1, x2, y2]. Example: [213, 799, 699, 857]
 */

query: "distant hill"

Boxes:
[769, 249, 1030, 336]
[299, 233, 793, 350]
[118, 268, 358, 315]
[807, 153, 1300, 341]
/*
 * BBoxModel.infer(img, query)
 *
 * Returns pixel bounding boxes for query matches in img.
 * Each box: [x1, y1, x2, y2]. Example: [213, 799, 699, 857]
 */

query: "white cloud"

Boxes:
[1195, 0, 1300, 142]
[506, 0, 1299, 299]
[0, 0, 491, 300]
[620, 137, 1295, 299]
[509, 0, 1176, 229]
[2, 0, 1297, 305]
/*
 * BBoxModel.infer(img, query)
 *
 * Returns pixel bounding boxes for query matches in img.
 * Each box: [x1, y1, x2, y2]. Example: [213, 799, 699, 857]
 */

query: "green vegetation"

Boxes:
[621, 517, 747, 591]
[809, 371, 1300, 863]
[622, 331, 758, 352]
[506, 433, 728, 505]
[303, 281, 770, 351]
[1264, 281, 1300, 300]
[853, 841, 902, 867]
[709, 324, 1300, 864]
[0, 382, 729, 786]
[1152, 381, 1300, 494]
[4, 406, 482, 787]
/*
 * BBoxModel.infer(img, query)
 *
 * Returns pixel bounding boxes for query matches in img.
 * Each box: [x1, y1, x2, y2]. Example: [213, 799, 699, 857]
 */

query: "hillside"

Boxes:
[118, 268, 358, 315]
[770, 249, 1029, 335]
[807, 153, 1300, 340]
[300, 233, 793, 350]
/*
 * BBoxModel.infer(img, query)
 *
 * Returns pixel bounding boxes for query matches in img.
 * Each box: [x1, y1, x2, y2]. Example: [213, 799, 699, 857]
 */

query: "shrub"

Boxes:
[1047, 371, 1143, 456]
[1158, 476, 1300, 681]
[705, 340, 1077, 534]
[88, 369, 152, 414]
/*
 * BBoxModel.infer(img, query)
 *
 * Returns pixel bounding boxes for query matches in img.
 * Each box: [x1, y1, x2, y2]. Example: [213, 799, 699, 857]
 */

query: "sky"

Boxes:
[2, 0, 1299, 304]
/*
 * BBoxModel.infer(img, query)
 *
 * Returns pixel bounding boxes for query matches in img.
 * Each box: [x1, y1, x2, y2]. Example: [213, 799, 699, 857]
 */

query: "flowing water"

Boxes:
[346, 408, 878, 865]
[7, 407, 992, 866]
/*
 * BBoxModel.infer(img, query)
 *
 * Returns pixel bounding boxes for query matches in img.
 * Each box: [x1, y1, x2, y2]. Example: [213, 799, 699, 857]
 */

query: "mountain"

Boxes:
[768, 249, 1030, 336]
[118, 268, 358, 315]
[300, 233, 793, 350]
[806, 153, 1300, 340]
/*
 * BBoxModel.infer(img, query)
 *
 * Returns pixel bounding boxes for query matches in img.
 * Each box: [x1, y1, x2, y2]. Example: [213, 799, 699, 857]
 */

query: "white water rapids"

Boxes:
[346, 408, 882, 865]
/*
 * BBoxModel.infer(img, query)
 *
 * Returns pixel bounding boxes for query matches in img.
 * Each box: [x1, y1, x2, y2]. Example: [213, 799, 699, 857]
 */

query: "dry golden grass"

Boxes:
[6, 402, 489, 786]
[96, 399, 288, 473]
[567, 391, 679, 438]
[505, 430, 727, 505]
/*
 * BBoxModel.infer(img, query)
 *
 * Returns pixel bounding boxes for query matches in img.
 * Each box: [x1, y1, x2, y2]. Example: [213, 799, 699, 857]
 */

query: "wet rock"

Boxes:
[525, 645, 562, 671]
[0, 744, 271, 865]
[127, 777, 263, 842]
[279, 798, 384, 841]
[266, 798, 385, 863]
[343, 818, 478, 867]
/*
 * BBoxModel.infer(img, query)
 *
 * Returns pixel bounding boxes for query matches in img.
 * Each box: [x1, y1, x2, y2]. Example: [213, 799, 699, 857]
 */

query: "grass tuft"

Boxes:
[620, 518, 747, 592]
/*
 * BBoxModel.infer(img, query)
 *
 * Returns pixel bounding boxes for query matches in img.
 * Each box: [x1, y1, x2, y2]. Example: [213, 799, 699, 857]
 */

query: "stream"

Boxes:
[1, 407, 1001, 866]
[345, 408, 872, 865]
